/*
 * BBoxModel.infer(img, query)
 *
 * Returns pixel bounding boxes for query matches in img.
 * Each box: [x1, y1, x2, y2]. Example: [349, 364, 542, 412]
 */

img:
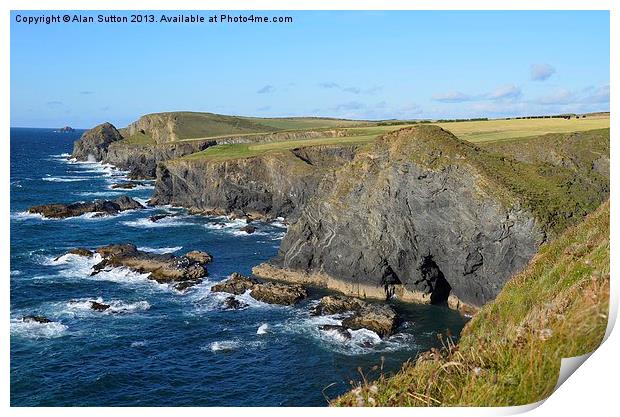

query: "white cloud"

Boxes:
[531, 63, 556, 81]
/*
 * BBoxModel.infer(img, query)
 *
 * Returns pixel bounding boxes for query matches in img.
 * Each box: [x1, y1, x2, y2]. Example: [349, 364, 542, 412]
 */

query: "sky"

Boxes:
[10, 10, 610, 128]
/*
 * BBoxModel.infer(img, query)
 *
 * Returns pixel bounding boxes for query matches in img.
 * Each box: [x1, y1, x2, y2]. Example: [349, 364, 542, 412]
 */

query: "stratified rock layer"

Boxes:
[263, 125, 605, 308]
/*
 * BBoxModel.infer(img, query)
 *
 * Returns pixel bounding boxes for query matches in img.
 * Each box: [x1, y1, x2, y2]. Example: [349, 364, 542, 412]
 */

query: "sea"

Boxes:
[10, 127, 468, 406]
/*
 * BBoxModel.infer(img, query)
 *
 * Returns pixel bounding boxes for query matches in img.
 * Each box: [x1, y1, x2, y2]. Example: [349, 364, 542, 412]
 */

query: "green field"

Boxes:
[174, 114, 609, 161]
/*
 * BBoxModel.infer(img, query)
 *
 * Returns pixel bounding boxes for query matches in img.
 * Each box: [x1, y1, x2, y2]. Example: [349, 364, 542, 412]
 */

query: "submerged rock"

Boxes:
[87, 243, 210, 289]
[149, 214, 174, 222]
[239, 225, 256, 234]
[21, 315, 52, 324]
[28, 195, 144, 219]
[249, 282, 307, 306]
[111, 181, 144, 189]
[89, 301, 110, 312]
[341, 304, 399, 337]
[211, 273, 259, 295]
[222, 296, 249, 310]
[319, 324, 352, 341]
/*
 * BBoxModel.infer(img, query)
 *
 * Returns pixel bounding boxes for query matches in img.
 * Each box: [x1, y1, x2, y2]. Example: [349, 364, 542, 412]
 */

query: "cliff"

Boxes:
[254, 125, 609, 309]
[151, 144, 358, 220]
[333, 200, 609, 406]
[72, 122, 123, 161]
[72, 114, 354, 178]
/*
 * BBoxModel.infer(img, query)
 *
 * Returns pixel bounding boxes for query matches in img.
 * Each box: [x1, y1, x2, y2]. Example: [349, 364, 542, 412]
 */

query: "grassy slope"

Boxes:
[333, 201, 609, 407]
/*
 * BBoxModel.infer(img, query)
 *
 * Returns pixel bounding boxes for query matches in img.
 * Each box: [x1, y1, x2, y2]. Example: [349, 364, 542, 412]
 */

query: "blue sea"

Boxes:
[10, 127, 468, 406]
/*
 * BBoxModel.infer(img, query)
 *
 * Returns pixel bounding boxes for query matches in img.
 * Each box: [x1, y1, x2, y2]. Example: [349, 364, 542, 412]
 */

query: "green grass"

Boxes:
[244, 116, 371, 130]
[333, 201, 609, 407]
[180, 134, 378, 162]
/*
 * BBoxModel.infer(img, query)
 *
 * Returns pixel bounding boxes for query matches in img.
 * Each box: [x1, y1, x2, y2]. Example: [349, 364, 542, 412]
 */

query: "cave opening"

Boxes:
[419, 255, 452, 305]
[381, 265, 402, 299]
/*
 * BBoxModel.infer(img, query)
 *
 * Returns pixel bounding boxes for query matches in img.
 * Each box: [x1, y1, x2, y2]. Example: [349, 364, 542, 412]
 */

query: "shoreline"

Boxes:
[252, 263, 479, 316]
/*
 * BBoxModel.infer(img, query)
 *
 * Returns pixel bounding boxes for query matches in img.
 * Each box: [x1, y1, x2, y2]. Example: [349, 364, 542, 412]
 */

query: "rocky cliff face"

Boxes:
[104, 140, 216, 179]
[126, 113, 180, 143]
[151, 145, 358, 220]
[255, 126, 608, 308]
[73, 119, 353, 179]
[72, 122, 123, 161]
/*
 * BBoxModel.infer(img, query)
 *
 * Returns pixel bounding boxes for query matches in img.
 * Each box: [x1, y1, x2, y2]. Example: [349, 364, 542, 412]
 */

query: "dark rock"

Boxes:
[149, 214, 173, 222]
[28, 196, 144, 219]
[239, 225, 256, 234]
[174, 280, 202, 292]
[72, 122, 123, 161]
[211, 273, 258, 295]
[341, 304, 399, 337]
[111, 181, 144, 189]
[311, 295, 365, 316]
[22, 315, 51, 324]
[319, 324, 352, 340]
[54, 247, 93, 261]
[150, 141, 359, 220]
[89, 301, 110, 312]
[249, 282, 307, 305]
[90, 243, 208, 289]
[273, 126, 548, 307]
[222, 296, 249, 310]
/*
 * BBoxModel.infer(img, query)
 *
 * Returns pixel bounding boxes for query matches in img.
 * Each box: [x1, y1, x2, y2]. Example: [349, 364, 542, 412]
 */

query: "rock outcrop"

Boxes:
[341, 304, 399, 337]
[28, 196, 144, 219]
[249, 282, 307, 305]
[72, 122, 123, 161]
[85, 244, 213, 290]
[311, 295, 366, 316]
[211, 273, 259, 295]
[211, 273, 308, 305]
[255, 125, 608, 308]
[312, 295, 399, 337]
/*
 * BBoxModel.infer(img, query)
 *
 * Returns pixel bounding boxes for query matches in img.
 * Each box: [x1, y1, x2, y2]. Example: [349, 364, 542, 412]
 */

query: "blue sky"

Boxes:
[11, 10, 609, 128]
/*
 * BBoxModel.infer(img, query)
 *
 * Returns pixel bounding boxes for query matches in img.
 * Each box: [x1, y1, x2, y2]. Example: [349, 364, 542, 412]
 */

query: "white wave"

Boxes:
[122, 216, 194, 228]
[206, 340, 241, 352]
[257, 323, 270, 335]
[76, 191, 122, 197]
[10, 270, 22, 276]
[42, 176, 89, 182]
[138, 246, 183, 254]
[203, 218, 247, 230]
[90, 267, 157, 287]
[131, 341, 147, 348]
[10, 318, 68, 339]
[278, 312, 417, 356]
[64, 297, 150, 315]
[270, 217, 288, 229]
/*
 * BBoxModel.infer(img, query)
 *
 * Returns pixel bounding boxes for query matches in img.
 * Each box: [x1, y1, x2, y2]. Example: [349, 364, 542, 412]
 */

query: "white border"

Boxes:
[2, 1, 616, 416]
